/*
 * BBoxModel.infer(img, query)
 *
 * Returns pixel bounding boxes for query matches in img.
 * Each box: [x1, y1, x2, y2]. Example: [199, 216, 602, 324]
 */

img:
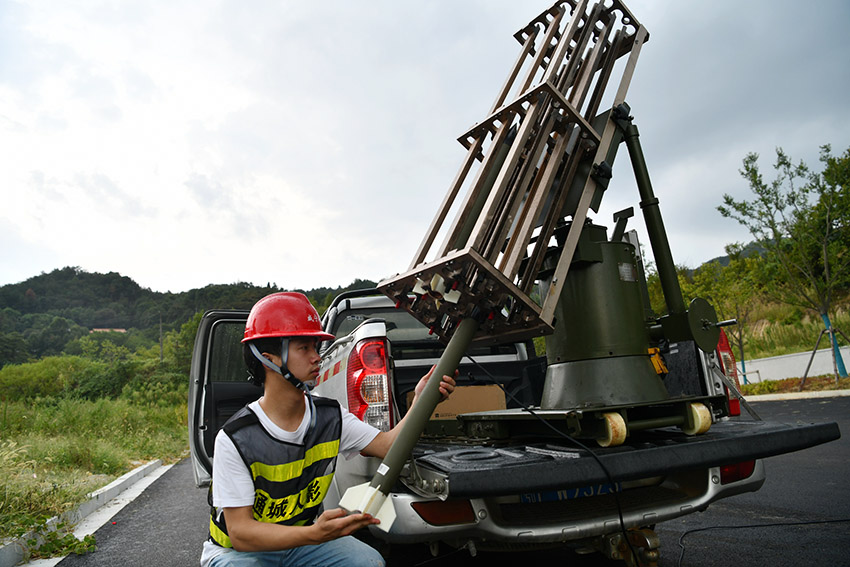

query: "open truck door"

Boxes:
[188, 309, 255, 487]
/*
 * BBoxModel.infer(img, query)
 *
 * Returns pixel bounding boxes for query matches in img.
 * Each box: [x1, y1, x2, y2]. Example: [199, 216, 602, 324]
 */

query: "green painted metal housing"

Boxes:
[540, 222, 669, 409]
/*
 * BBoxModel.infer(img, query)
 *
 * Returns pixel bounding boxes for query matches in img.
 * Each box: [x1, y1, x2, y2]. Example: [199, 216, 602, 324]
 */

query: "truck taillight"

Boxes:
[347, 338, 394, 431]
[715, 329, 741, 416]
[411, 499, 476, 526]
[720, 460, 756, 484]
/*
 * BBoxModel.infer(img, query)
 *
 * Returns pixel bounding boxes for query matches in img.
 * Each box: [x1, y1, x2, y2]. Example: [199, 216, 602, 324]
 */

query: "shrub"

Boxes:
[740, 380, 779, 395]
[73, 359, 137, 400]
[0, 356, 92, 401]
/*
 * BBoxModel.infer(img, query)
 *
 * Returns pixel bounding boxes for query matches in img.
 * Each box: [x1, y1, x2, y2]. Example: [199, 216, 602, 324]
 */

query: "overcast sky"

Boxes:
[2, 0, 849, 294]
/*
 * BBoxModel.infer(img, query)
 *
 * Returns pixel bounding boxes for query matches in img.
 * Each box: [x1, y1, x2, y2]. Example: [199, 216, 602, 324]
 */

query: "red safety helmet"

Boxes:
[242, 292, 334, 343]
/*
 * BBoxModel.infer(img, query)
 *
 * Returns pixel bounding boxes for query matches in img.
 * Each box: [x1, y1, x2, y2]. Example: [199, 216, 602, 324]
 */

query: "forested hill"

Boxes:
[0, 266, 376, 364]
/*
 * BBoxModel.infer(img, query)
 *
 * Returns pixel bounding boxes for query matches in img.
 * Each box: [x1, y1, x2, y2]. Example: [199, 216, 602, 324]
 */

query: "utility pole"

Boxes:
[159, 313, 163, 363]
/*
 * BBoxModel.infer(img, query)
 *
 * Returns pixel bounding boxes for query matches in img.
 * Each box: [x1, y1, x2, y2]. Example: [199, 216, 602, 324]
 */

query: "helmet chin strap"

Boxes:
[248, 340, 317, 434]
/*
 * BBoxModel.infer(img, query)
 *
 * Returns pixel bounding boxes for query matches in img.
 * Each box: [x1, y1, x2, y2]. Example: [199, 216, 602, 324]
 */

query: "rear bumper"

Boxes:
[354, 418, 840, 547]
[371, 462, 765, 547]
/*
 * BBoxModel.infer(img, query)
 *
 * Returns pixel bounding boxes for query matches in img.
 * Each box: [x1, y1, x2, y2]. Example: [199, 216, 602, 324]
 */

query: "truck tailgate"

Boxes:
[414, 419, 840, 497]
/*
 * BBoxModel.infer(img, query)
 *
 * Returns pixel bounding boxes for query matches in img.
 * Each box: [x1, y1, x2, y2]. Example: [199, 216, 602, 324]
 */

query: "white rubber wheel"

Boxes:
[597, 412, 627, 447]
[681, 402, 712, 435]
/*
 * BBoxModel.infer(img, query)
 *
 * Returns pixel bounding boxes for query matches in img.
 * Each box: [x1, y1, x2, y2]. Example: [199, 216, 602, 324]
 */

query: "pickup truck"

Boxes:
[189, 2, 840, 562]
[187, 286, 840, 563]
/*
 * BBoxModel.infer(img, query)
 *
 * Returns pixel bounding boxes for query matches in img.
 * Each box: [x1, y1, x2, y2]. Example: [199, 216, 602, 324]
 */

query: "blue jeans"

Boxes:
[208, 536, 385, 567]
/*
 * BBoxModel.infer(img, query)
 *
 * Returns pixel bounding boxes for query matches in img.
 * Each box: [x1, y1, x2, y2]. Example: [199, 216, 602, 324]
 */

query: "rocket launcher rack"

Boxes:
[347, 1, 732, 528]
[379, 0, 648, 344]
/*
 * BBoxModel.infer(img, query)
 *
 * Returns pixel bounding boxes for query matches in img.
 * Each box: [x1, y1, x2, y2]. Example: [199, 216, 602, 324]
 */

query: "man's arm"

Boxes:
[361, 366, 456, 459]
[223, 506, 378, 552]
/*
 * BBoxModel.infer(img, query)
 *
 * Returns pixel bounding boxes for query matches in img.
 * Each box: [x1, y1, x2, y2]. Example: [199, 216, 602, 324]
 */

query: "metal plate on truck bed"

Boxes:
[414, 419, 840, 497]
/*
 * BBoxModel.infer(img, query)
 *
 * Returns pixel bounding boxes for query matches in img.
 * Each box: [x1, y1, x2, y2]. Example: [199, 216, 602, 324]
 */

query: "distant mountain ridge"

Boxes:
[0, 266, 376, 334]
[702, 241, 765, 268]
[3, 245, 768, 335]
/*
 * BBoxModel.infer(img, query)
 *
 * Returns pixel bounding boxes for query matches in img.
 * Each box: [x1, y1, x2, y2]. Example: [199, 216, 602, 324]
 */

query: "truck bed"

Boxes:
[413, 418, 840, 497]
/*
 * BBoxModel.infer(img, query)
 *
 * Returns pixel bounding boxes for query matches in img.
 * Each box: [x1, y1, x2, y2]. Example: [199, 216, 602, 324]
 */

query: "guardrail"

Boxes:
[736, 346, 850, 382]
[738, 370, 762, 384]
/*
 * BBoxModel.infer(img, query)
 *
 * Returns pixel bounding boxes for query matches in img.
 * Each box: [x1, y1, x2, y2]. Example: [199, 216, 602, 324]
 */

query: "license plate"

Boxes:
[520, 482, 620, 504]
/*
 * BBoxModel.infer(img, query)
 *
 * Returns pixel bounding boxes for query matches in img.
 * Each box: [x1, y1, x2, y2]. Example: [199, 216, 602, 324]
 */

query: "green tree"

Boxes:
[718, 145, 850, 380]
[0, 307, 22, 333]
[23, 315, 88, 357]
[645, 263, 695, 317]
[67, 335, 132, 363]
[691, 249, 762, 382]
[0, 331, 30, 368]
[162, 312, 203, 376]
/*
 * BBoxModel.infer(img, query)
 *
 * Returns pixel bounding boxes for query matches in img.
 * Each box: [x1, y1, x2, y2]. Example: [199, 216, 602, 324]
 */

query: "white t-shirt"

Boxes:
[200, 396, 380, 567]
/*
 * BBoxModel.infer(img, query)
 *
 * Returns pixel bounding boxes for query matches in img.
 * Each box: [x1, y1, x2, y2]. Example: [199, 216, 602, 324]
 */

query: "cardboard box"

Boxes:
[406, 384, 506, 420]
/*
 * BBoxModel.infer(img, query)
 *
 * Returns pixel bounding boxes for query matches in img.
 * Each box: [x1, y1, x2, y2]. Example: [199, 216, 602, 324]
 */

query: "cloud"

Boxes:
[1, 0, 849, 294]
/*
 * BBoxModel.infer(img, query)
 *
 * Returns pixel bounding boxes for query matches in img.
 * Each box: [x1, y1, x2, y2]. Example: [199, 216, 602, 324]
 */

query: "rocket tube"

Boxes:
[366, 317, 479, 505]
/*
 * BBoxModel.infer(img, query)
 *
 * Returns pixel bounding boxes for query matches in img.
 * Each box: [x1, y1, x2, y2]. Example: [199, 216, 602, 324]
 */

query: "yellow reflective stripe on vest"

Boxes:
[209, 516, 232, 548]
[253, 472, 334, 523]
[208, 510, 308, 548]
[249, 439, 340, 483]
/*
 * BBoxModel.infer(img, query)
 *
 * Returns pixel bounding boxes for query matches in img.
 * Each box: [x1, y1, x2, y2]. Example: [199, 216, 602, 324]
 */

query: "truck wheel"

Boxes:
[597, 412, 627, 447]
[681, 402, 712, 435]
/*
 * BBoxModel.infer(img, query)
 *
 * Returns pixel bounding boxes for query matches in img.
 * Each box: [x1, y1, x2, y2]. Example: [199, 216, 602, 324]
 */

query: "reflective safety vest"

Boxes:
[208, 397, 342, 548]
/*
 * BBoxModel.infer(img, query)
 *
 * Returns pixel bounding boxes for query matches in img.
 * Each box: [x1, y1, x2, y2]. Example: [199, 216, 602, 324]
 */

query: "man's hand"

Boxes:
[362, 366, 458, 459]
[223, 505, 376, 551]
[412, 365, 457, 405]
[309, 508, 379, 544]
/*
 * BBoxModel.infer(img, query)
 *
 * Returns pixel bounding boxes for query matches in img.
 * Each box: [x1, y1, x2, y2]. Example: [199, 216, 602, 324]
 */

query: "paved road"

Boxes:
[54, 458, 209, 567]
[50, 396, 848, 567]
[654, 396, 850, 567]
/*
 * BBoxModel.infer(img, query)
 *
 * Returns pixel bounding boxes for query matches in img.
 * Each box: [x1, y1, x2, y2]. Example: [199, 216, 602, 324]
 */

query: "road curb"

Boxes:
[746, 389, 850, 402]
[0, 459, 163, 567]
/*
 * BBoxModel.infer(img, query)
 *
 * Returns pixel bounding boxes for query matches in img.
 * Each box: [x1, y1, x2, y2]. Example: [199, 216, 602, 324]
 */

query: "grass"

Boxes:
[742, 308, 850, 359]
[740, 374, 850, 396]
[0, 397, 188, 542]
